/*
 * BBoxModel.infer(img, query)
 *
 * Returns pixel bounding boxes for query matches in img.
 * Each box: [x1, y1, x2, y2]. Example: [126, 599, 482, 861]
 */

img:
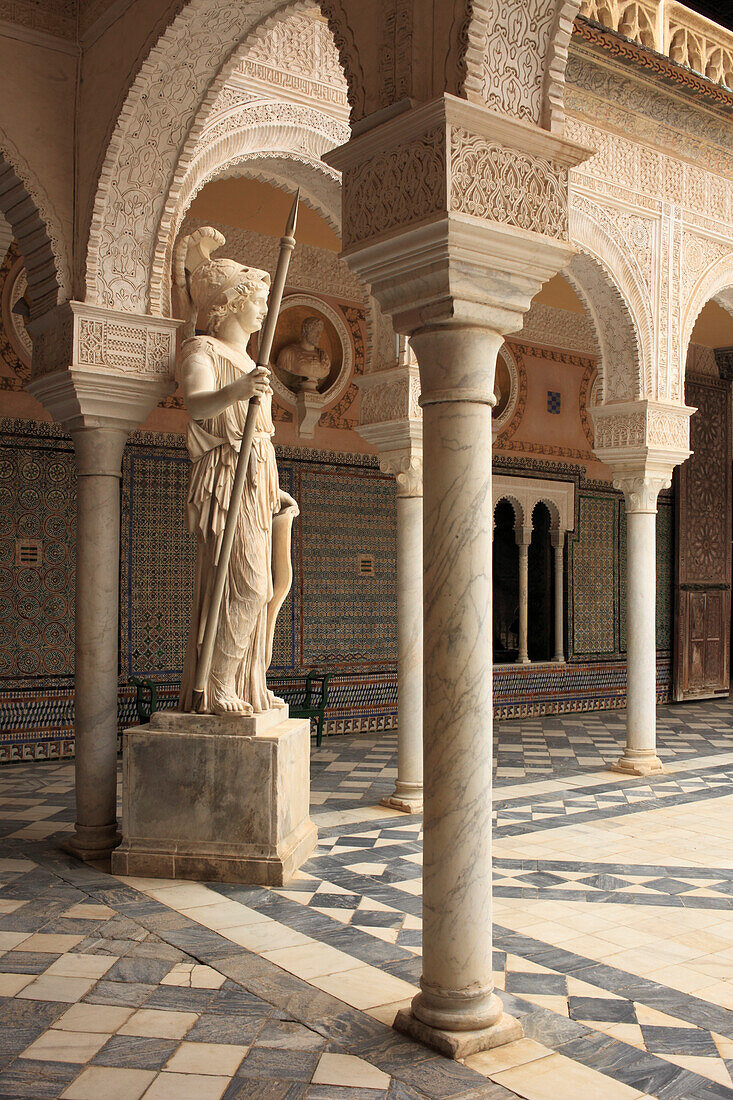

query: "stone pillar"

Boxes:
[358, 365, 424, 815]
[405, 324, 522, 1054]
[384, 464, 424, 813]
[28, 303, 178, 858]
[551, 529, 565, 663]
[68, 426, 128, 857]
[591, 401, 694, 778]
[612, 474, 669, 776]
[327, 93, 587, 1058]
[516, 525, 532, 664]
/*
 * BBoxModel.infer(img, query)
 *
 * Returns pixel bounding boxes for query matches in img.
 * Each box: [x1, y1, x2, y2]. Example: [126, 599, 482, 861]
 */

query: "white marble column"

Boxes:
[612, 475, 668, 776]
[68, 426, 129, 858]
[28, 349, 177, 860]
[516, 525, 532, 664]
[551, 529, 565, 663]
[382, 464, 423, 813]
[400, 324, 520, 1056]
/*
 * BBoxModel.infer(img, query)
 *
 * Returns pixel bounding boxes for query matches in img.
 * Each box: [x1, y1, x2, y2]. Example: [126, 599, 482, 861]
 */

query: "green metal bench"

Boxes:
[274, 671, 332, 747]
[129, 676, 163, 722]
[129, 673, 332, 746]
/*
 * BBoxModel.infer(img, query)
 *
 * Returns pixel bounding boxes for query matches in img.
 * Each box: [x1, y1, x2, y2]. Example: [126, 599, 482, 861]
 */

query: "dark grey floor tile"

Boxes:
[143, 986, 216, 1012]
[0, 1057, 80, 1097]
[0, 952, 54, 974]
[307, 1088, 385, 1099]
[255, 1020, 326, 1052]
[91, 1033, 179, 1069]
[0, 998, 67, 1029]
[504, 972, 568, 996]
[0, 1024, 45, 1057]
[186, 1012, 268, 1045]
[236, 1047, 320, 1081]
[224, 1080, 309, 1099]
[210, 988, 278, 1017]
[386, 1082, 430, 1100]
[568, 996, 638, 1023]
[641, 1025, 719, 1057]
[83, 980, 156, 1007]
[103, 956, 175, 984]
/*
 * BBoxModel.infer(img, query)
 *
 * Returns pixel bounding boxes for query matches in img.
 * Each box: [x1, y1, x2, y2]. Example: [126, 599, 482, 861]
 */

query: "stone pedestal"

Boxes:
[111, 708, 317, 885]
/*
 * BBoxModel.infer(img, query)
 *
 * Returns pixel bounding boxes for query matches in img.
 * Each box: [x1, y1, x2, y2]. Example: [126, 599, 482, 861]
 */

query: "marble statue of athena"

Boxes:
[173, 227, 298, 716]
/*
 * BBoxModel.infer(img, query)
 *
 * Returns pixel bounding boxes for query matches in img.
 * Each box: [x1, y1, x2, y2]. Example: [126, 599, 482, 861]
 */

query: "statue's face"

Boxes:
[302, 318, 323, 344]
[234, 284, 269, 334]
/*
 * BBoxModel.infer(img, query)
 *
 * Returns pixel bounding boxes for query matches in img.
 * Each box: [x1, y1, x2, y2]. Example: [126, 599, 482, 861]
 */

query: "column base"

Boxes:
[610, 752, 665, 777]
[62, 823, 121, 863]
[380, 794, 423, 814]
[381, 783, 423, 814]
[394, 1007, 522, 1060]
[516, 657, 531, 665]
[551, 656, 565, 664]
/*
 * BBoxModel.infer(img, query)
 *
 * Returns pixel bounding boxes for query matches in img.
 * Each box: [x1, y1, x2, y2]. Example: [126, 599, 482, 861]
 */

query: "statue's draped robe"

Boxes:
[179, 336, 281, 713]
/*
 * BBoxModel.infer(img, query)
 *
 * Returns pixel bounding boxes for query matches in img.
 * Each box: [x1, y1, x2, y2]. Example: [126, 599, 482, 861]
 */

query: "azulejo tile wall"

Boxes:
[0, 422, 675, 761]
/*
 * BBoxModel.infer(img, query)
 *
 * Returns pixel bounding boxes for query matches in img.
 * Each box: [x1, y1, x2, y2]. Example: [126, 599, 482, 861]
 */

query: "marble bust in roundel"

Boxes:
[172, 226, 298, 716]
[276, 315, 331, 392]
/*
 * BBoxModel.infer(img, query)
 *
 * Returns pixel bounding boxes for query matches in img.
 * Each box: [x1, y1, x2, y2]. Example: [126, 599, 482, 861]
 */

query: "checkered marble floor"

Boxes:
[0, 699, 731, 1097]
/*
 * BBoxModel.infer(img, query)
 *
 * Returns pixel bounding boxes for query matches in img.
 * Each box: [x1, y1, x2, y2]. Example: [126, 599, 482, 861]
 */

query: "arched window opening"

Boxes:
[529, 503, 553, 663]
[493, 500, 519, 663]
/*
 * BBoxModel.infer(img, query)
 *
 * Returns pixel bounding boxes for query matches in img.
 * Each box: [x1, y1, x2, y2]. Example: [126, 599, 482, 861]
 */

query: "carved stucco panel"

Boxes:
[341, 128, 446, 247]
[449, 128, 569, 239]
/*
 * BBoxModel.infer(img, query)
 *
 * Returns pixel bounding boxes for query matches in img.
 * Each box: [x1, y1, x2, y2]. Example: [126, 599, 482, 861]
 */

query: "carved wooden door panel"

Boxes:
[674, 375, 731, 701]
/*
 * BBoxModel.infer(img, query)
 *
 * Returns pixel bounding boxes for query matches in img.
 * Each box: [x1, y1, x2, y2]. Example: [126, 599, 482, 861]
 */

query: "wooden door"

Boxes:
[674, 374, 732, 700]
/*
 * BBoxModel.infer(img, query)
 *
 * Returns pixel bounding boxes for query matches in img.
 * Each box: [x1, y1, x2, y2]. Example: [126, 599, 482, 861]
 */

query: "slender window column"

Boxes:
[551, 529, 565, 663]
[516, 525, 532, 664]
[395, 324, 521, 1056]
[382, 465, 424, 814]
[612, 475, 668, 776]
[68, 426, 129, 859]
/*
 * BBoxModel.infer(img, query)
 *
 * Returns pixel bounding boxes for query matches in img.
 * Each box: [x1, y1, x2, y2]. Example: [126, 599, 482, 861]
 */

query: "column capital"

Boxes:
[612, 470, 673, 514]
[590, 399, 694, 513]
[27, 366, 174, 437]
[550, 528, 565, 550]
[325, 94, 589, 335]
[515, 525, 533, 548]
[358, 365, 423, 497]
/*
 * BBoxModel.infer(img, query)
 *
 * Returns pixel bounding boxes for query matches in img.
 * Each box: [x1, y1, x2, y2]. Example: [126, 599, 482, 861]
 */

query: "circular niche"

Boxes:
[260, 293, 353, 408]
[493, 344, 519, 435]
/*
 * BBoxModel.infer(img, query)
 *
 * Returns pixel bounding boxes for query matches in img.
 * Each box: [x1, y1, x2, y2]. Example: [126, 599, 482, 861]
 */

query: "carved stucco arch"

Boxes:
[682, 252, 733, 390]
[0, 144, 70, 319]
[150, 101, 349, 316]
[85, 0, 358, 313]
[494, 494, 525, 529]
[532, 497, 562, 529]
[568, 195, 649, 403]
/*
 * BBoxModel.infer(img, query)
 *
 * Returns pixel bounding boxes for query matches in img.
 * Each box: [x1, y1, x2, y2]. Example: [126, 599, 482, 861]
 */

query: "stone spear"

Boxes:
[191, 191, 299, 712]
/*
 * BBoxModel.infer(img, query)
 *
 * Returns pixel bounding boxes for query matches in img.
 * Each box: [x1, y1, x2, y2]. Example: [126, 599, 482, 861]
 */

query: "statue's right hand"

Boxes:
[231, 368, 270, 403]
